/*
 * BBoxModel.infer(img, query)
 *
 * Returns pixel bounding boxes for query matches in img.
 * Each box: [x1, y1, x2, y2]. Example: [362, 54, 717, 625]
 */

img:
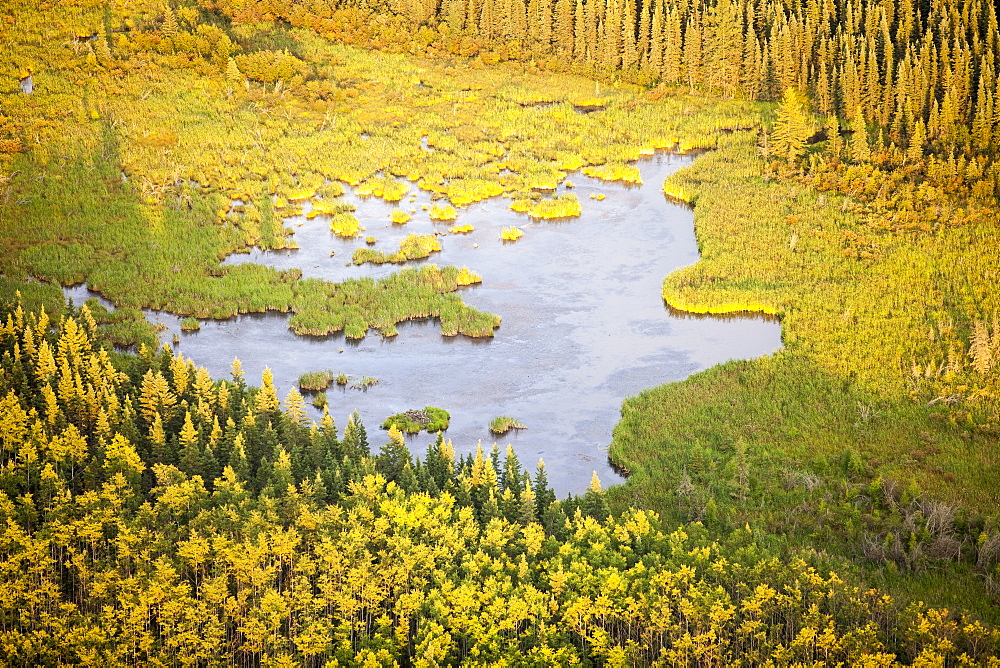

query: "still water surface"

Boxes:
[67, 152, 781, 496]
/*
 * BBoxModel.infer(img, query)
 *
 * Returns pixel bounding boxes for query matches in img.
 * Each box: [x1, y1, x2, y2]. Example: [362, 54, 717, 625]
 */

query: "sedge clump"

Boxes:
[524, 193, 582, 219]
[352, 233, 441, 265]
[489, 416, 527, 436]
[429, 203, 457, 221]
[500, 226, 523, 241]
[330, 213, 361, 237]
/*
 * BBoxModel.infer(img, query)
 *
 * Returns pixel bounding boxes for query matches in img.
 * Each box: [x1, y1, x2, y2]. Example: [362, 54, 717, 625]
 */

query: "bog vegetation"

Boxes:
[489, 415, 527, 435]
[382, 406, 452, 434]
[2, 0, 1000, 660]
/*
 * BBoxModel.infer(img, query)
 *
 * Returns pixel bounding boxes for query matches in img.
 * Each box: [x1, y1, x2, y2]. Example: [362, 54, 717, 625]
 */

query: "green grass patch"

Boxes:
[382, 407, 450, 434]
[179, 316, 201, 331]
[298, 370, 335, 392]
[489, 416, 526, 436]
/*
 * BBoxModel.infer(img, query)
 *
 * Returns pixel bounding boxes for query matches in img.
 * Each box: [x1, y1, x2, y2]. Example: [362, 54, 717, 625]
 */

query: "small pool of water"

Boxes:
[66, 152, 781, 496]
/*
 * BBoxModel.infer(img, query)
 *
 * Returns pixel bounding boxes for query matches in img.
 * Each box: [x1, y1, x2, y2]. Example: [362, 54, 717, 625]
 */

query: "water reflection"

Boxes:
[66, 152, 782, 496]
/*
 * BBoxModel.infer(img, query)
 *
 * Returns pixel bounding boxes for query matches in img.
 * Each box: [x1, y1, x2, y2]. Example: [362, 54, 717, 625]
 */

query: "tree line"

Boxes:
[196, 0, 1000, 200]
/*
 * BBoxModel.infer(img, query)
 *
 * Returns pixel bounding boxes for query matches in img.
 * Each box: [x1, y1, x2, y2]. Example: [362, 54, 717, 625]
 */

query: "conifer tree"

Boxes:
[377, 426, 411, 483]
[255, 367, 280, 413]
[532, 459, 556, 517]
[850, 107, 872, 162]
[907, 119, 927, 163]
[283, 387, 308, 427]
[772, 87, 812, 162]
[554, 0, 573, 56]
[179, 411, 203, 477]
[229, 433, 249, 482]
[341, 411, 369, 460]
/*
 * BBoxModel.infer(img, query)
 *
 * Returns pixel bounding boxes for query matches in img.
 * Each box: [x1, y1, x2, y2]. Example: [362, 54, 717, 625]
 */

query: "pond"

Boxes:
[67, 151, 781, 496]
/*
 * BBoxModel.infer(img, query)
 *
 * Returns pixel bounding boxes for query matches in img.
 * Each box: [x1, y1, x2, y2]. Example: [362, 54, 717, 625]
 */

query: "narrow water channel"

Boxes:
[67, 151, 781, 496]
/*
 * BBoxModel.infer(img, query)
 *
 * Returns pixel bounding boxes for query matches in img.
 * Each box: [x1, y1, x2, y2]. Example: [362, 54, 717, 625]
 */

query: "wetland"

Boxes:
[67, 150, 780, 495]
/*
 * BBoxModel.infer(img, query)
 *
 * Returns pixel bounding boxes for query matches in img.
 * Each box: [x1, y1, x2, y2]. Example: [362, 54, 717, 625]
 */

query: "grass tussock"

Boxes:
[429, 204, 457, 221]
[330, 212, 362, 237]
[489, 416, 526, 436]
[382, 407, 450, 434]
[352, 234, 441, 265]
[500, 226, 523, 241]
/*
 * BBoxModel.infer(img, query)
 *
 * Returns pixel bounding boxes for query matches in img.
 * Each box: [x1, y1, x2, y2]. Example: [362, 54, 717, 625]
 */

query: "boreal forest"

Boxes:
[1, 0, 1000, 664]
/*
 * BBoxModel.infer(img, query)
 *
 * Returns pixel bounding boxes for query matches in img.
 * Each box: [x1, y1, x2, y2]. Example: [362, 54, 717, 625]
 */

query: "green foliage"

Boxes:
[299, 370, 378, 392]
[382, 406, 451, 434]
[287, 265, 501, 339]
[489, 415, 526, 435]
[298, 369, 335, 391]
[608, 353, 1000, 620]
[179, 316, 201, 331]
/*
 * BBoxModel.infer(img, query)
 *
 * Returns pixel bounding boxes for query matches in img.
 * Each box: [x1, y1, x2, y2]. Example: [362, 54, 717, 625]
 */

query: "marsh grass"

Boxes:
[607, 353, 1000, 621]
[429, 204, 457, 221]
[287, 265, 500, 339]
[523, 193, 582, 219]
[489, 416, 526, 436]
[180, 316, 201, 331]
[499, 226, 523, 241]
[298, 370, 335, 391]
[1, 6, 758, 357]
[330, 212, 362, 237]
[582, 163, 643, 184]
[300, 370, 379, 392]
[352, 233, 441, 265]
